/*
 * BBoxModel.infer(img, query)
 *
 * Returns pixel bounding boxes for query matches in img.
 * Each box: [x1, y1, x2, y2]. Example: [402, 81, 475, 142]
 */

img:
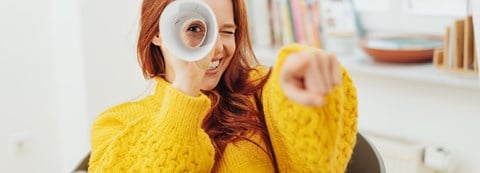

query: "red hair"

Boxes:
[136, 0, 275, 169]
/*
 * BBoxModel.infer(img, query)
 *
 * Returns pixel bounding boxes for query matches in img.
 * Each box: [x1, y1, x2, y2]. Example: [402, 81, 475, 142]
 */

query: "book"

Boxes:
[246, 1, 272, 48]
[443, 26, 451, 69]
[464, 16, 475, 71]
[290, 0, 304, 43]
[473, 0, 480, 77]
[475, 45, 478, 71]
[269, 0, 283, 47]
[433, 48, 445, 68]
[453, 19, 465, 70]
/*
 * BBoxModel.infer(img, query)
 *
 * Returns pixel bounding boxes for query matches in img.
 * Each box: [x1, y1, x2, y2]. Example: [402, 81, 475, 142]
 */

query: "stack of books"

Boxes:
[433, 15, 478, 76]
[246, 0, 324, 48]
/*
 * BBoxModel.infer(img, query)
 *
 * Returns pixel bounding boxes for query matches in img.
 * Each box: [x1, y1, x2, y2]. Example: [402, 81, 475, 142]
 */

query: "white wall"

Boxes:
[80, 0, 147, 123]
[1, 0, 151, 171]
[50, 0, 90, 171]
[355, 0, 467, 36]
[0, 0, 61, 172]
[1, 0, 91, 172]
[352, 72, 480, 173]
[0, 0, 82, 172]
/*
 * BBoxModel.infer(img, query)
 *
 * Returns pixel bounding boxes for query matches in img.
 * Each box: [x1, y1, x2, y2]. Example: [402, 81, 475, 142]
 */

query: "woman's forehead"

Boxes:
[202, 0, 235, 26]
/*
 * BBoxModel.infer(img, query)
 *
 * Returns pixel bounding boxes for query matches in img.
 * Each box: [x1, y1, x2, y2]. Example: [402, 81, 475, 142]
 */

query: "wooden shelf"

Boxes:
[254, 47, 480, 90]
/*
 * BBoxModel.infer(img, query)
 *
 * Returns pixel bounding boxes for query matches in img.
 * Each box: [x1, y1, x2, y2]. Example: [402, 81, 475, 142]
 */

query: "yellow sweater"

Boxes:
[89, 44, 358, 172]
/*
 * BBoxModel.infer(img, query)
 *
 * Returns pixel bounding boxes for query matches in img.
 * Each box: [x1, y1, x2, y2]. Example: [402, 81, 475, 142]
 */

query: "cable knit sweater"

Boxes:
[88, 44, 358, 172]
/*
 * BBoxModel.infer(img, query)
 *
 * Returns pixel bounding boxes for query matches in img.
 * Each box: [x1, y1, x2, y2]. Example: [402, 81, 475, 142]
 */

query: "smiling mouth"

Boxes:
[208, 59, 221, 70]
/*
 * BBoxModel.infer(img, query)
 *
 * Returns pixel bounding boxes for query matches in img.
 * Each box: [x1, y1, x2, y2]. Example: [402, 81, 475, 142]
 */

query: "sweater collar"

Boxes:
[145, 77, 170, 107]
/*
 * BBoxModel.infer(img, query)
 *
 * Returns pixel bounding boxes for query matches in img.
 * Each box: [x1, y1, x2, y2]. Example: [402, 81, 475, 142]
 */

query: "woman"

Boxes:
[89, 0, 357, 172]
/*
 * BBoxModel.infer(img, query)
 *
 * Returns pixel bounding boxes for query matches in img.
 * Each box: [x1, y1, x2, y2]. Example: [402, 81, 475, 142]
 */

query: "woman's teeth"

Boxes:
[208, 60, 220, 70]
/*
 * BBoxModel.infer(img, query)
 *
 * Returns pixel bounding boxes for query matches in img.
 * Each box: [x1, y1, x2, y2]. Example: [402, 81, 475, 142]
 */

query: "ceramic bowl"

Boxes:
[359, 35, 443, 63]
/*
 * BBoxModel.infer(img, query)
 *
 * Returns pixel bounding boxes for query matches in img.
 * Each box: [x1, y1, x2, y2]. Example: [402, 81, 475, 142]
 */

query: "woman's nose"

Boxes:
[214, 36, 224, 55]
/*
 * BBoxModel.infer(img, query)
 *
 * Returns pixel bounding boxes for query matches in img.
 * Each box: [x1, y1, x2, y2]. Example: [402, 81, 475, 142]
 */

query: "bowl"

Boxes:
[359, 35, 444, 63]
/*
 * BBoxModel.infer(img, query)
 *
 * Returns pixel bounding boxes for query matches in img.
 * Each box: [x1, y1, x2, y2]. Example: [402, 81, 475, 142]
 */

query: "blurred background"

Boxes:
[1, 0, 479, 172]
[1, 0, 145, 172]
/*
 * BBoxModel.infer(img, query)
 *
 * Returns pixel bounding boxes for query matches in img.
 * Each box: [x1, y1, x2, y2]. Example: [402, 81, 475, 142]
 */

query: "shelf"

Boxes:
[253, 47, 480, 90]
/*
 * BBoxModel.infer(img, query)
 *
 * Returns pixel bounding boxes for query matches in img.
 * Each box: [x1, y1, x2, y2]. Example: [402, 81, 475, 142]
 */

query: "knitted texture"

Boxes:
[89, 44, 357, 172]
[261, 44, 358, 172]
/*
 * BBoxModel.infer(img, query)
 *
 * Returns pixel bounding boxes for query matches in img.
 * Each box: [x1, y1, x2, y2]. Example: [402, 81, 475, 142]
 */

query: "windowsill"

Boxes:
[254, 47, 480, 90]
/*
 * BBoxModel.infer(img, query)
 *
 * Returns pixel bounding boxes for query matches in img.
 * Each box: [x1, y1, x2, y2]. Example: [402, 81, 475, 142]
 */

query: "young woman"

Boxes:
[89, 0, 358, 172]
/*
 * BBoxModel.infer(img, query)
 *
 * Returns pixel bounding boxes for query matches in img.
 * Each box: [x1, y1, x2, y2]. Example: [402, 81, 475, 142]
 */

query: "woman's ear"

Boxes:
[151, 34, 162, 46]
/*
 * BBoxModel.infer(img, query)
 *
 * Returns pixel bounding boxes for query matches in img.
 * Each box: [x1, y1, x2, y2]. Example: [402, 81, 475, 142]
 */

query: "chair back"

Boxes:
[346, 132, 386, 173]
[72, 152, 90, 173]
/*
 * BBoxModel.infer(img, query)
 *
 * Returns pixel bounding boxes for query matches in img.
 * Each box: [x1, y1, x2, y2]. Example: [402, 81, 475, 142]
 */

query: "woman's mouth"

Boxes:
[208, 59, 220, 70]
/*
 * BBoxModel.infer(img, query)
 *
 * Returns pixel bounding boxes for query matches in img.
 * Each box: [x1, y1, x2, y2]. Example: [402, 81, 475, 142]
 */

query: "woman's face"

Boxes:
[199, 0, 236, 90]
[157, 0, 237, 91]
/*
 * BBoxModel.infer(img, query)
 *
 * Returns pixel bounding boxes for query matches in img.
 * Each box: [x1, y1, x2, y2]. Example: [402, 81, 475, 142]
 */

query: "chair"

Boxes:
[72, 152, 90, 173]
[73, 132, 385, 172]
[346, 132, 386, 173]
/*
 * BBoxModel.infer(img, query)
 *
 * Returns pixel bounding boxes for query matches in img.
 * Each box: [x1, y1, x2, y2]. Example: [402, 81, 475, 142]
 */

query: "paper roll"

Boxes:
[159, 0, 218, 61]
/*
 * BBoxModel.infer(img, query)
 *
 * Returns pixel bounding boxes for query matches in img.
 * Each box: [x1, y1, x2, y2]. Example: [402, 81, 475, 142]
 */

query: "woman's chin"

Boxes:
[201, 67, 225, 91]
[200, 85, 215, 91]
[200, 78, 221, 91]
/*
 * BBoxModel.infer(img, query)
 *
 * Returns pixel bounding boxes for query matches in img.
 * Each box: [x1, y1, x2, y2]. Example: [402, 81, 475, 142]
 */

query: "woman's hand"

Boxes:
[163, 47, 214, 97]
[280, 50, 342, 106]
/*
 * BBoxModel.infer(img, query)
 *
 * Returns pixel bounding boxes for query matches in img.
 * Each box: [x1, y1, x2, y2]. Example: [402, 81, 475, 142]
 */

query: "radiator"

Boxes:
[364, 132, 436, 173]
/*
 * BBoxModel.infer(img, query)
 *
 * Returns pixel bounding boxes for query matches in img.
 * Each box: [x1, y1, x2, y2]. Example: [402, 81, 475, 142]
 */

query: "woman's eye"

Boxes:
[187, 25, 202, 32]
[221, 31, 235, 35]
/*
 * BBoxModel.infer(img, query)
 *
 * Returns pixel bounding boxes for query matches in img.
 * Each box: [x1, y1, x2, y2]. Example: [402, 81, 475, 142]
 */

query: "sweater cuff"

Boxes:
[155, 84, 211, 136]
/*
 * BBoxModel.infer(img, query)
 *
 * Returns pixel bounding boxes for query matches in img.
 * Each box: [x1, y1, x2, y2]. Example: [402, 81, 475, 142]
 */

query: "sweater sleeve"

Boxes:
[88, 84, 215, 172]
[261, 44, 358, 172]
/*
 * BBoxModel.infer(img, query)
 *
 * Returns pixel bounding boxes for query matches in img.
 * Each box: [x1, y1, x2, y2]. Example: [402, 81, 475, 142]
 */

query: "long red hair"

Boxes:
[136, 0, 276, 169]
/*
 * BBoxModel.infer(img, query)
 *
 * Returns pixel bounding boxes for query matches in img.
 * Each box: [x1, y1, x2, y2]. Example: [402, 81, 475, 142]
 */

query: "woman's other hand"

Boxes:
[280, 50, 342, 107]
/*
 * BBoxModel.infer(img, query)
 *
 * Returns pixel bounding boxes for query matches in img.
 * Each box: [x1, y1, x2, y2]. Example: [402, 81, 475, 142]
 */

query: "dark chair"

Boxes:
[73, 133, 385, 172]
[346, 132, 386, 173]
[72, 152, 90, 173]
